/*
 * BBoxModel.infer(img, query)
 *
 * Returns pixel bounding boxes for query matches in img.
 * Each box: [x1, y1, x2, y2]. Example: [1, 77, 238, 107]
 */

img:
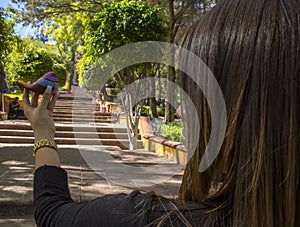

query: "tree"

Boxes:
[11, 0, 103, 27]
[79, 0, 169, 85]
[86, 1, 168, 55]
[0, 7, 17, 65]
[41, 12, 90, 89]
[13, 0, 220, 122]
[146, 0, 220, 122]
[80, 0, 169, 150]
[6, 38, 66, 87]
[12, 0, 219, 95]
[13, 0, 219, 27]
[10, 0, 93, 90]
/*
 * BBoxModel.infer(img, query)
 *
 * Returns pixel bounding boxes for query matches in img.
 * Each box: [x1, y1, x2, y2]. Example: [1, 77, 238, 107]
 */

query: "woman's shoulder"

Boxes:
[142, 192, 214, 226]
[85, 190, 214, 226]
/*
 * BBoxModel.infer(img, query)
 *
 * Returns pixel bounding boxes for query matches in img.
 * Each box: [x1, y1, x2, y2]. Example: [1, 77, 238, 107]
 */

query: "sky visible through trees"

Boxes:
[0, 0, 36, 38]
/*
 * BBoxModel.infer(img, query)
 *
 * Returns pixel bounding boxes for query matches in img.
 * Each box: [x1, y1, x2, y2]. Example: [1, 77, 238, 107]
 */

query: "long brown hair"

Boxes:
[179, 0, 300, 226]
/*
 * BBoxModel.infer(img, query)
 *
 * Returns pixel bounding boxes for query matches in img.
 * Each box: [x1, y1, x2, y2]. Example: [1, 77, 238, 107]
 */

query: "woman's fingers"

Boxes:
[23, 86, 57, 112]
[31, 92, 39, 107]
[23, 88, 30, 108]
[48, 93, 58, 112]
[40, 86, 52, 110]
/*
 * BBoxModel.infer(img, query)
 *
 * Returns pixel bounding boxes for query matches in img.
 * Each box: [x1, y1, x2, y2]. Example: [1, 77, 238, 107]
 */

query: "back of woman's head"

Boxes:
[179, 0, 300, 226]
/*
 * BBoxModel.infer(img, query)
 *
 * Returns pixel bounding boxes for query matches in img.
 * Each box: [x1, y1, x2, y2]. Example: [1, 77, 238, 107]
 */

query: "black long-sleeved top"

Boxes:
[34, 166, 212, 226]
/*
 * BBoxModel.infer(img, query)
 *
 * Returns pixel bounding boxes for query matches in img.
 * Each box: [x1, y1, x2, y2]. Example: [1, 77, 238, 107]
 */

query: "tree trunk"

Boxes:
[165, 65, 175, 122]
[150, 97, 158, 118]
[65, 51, 77, 90]
[149, 76, 158, 117]
[165, 0, 176, 123]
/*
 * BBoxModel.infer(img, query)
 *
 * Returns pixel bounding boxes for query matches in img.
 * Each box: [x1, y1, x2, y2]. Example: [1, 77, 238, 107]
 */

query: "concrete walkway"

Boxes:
[0, 143, 183, 225]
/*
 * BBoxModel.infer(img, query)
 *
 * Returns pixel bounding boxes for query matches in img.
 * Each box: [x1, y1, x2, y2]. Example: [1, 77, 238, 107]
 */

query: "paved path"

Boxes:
[0, 216, 36, 227]
[0, 143, 183, 225]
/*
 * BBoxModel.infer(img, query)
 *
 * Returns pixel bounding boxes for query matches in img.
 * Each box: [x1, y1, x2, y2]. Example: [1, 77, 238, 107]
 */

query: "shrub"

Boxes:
[160, 121, 183, 142]
[141, 106, 150, 116]
[157, 106, 165, 116]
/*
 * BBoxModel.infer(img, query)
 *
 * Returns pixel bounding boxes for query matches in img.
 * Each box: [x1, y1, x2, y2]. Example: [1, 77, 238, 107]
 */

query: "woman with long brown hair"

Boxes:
[179, 0, 300, 226]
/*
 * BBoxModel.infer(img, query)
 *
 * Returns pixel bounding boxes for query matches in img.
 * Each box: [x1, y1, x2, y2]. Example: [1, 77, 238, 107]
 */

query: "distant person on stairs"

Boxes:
[9, 97, 22, 119]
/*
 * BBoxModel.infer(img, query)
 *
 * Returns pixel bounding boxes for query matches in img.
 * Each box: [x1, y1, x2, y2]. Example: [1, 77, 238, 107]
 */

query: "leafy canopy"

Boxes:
[42, 12, 90, 56]
[87, 0, 169, 56]
[0, 7, 17, 65]
[11, 0, 103, 27]
[78, 0, 169, 87]
[6, 38, 66, 87]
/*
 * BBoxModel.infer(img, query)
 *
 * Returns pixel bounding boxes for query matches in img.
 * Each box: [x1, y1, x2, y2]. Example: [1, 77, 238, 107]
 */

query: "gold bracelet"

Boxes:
[33, 139, 58, 157]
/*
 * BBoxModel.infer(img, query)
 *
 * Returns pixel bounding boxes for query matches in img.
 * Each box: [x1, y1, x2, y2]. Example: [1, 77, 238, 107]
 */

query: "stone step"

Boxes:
[53, 110, 111, 116]
[54, 107, 99, 111]
[54, 103, 99, 108]
[9, 113, 115, 121]
[53, 105, 97, 110]
[0, 129, 134, 139]
[53, 109, 106, 114]
[56, 99, 95, 103]
[57, 95, 92, 100]
[52, 113, 115, 119]
[53, 117, 116, 123]
[6, 116, 116, 123]
[56, 98, 94, 101]
[0, 129, 131, 139]
[0, 136, 143, 149]
[0, 123, 128, 133]
[56, 99, 96, 102]
[57, 94, 107, 100]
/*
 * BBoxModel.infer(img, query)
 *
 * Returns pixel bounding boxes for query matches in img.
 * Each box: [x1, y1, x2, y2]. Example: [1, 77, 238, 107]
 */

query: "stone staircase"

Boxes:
[0, 93, 143, 149]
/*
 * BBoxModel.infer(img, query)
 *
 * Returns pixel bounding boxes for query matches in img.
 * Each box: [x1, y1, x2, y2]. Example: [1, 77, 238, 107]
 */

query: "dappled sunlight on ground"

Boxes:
[0, 145, 182, 215]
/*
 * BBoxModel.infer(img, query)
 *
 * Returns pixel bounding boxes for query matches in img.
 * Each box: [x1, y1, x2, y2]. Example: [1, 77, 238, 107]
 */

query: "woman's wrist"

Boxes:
[34, 133, 55, 142]
[35, 147, 61, 168]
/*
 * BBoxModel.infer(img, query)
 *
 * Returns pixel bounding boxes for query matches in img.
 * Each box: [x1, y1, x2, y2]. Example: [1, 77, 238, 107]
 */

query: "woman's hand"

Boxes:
[23, 86, 58, 142]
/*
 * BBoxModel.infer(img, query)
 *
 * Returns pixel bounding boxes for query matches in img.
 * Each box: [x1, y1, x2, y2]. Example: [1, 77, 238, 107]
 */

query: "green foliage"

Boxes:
[106, 87, 120, 95]
[157, 106, 165, 116]
[141, 106, 150, 115]
[87, 0, 169, 56]
[11, 0, 102, 26]
[77, 53, 97, 87]
[43, 13, 86, 51]
[22, 38, 62, 61]
[78, 0, 169, 88]
[6, 38, 66, 88]
[160, 121, 183, 142]
[5, 93, 23, 99]
[141, 105, 165, 116]
[0, 7, 17, 64]
[42, 12, 91, 58]
[52, 63, 67, 87]
[36, 12, 91, 87]
[8, 46, 54, 83]
[12, 0, 217, 28]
